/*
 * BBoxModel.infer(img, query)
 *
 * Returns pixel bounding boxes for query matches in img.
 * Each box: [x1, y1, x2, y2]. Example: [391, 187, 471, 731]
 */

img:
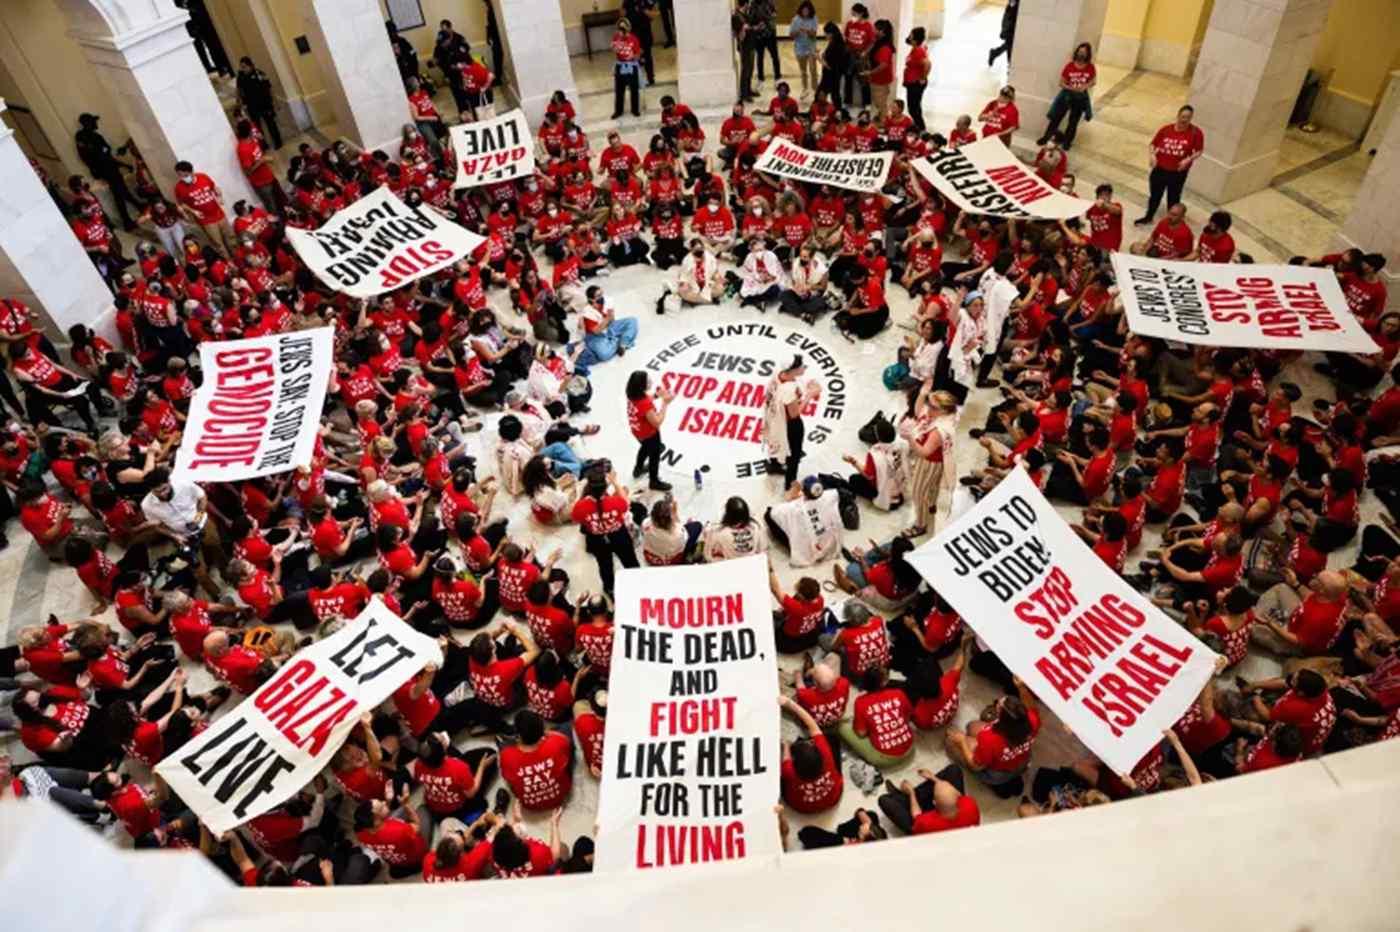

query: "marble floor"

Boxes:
[0, 1, 1386, 871]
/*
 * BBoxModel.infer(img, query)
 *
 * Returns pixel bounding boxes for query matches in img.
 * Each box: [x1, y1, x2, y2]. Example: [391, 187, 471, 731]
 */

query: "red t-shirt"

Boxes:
[1151, 124, 1205, 172]
[572, 495, 628, 536]
[1288, 595, 1346, 654]
[911, 795, 981, 834]
[174, 173, 225, 224]
[795, 679, 851, 728]
[422, 844, 491, 883]
[393, 681, 441, 737]
[500, 733, 573, 810]
[411, 755, 479, 815]
[575, 711, 607, 775]
[853, 688, 914, 757]
[110, 783, 158, 838]
[1061, 60, 1096, 91]
[468, 656, 526, 709]
[972, 707, 1041, 771]
[523, 667, 573, 722]
[1269, 689, 1336, 755]
[780, 734, 843, 813]
[238, 139, 275, 187]
[780, 595, 825, 639]
[1149, 220, 1194, 259]
[912, 668, 962, 730]
[356, 818, 427, 867]
[207, 645, 263, 694]
[835, 620, 891, 677]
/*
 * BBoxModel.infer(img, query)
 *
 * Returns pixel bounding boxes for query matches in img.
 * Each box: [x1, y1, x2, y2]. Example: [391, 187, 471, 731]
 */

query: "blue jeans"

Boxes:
[576, 317, 639, 373]
[541, 442, 582, 477]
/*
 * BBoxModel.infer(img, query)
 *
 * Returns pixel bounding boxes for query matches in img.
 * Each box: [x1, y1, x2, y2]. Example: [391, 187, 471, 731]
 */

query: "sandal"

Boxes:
[899, 525, 926, 539]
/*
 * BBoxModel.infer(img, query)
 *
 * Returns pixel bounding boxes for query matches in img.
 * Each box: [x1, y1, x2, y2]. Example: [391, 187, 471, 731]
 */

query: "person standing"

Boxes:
[657, 0, 677, 48]
[434, 20, 473, 117]
[570, 471, 638, 594]
[988, 0, 1019, 67]
[764, 356, 816, 486]
[235, 121, 283, 214]
[482, 0, 505, 88]
[1135, 105, 1205, 226]
[626, 371, 674, 492]
[173, 161, 233, 254]
[235, 57, 282, 150]
[819, 22, 851, 109]
[1039, 43, 1096, 150]
[843, 5, 876, 107]
[790, 3, 820, 98]
[611, 18, 644, 119]
[751, 0, 781, 85]
[865, 20, 897, 116]
[74, 114, 143, 231]
[624, 0, 657, 87]
[736, 1, 760, 103]
[903, 27, 931, 133]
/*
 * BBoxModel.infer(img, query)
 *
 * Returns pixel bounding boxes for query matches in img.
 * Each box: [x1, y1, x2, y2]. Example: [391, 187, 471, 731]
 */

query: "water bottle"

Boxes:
[694, 468, 703, 490]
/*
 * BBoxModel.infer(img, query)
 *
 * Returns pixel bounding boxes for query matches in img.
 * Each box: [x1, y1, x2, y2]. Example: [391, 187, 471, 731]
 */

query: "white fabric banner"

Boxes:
[285, 187, 485, 298]
[912, 137, 1094, 220]
[172, 328, 333, 482]
[906, 469, 1217, 775]
[156, 599, 440, 834]
[595, 555, 780, 872]
[450, 109, 536, 189]
[754, 140, 892, 194]
[1112, 253, 1379, 353]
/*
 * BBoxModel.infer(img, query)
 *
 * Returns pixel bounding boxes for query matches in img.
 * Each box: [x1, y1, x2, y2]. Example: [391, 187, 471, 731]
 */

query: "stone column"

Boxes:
[298, 0, 410, 154]
[1007, 0, 1110, 143]
[494, 0, 578, 126]
[676, 0, 737, 110]
[65, 5, 258, 208]
[0, 101, 116, 341]
[1186, 0, 1333, 203]
[1333, 115, 1400, 311]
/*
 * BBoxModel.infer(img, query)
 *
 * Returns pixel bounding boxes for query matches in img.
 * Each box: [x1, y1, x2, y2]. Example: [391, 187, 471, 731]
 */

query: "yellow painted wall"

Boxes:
[380, 0, 490, 57]
[1142, 0, 1209, 48]
[1103, 0, 1150, 39]
[1191, 0, 1215, 48]
[263, 0, 336, 127]
[1312, 0, 1400, 106]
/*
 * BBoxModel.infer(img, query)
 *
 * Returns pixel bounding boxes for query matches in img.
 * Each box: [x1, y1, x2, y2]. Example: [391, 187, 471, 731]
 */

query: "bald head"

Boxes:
[1316, 571, 1347, 598]
[1217, 503, 1245, 525]
[933, 778, 962, 813]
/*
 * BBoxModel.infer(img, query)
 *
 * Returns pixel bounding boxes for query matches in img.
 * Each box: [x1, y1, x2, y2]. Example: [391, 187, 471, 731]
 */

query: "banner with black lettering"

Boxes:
[753, 140, 892, 194]
[449, 109, 536, 189]
[906, 469, 1217, 775]
[912, 137, 1094, 220]
[172, 328, 333, 482]
[595, 555, 779, 872]
[285, 187, 485, 299]
[1112, 253, 1379, 353]
[156, 599, 440, 834]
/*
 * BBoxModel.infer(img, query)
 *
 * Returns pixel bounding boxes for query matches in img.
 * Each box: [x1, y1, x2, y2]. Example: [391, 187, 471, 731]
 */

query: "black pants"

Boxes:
[741, 284, 782, 310]
[658, 0, 675, 45]
[653, 236, 686, 269]
[904, 82, 927, 132]
[780, 290, 827, 319]
[797, 809, 879, 849]
[1145, 167, 1188, 220]
[1043, 91, 1089, 146]
[97, 169, 144, 228]
[249, 107, 283, 149]
[634, 432, 663, 485]
[739, 42, 758, 101]
[819, 67, 843, 108]
[989, 33, 1015, 65]
[843, 69, 871, 108]
[638, 34, 656, 84]
[608, 238, 650, 266]
[614, 65, 641, 117]
[877, 764, 965, 834]
[24, 379, 99, 432]
[586, 528, 639, 594]
[784, 417, 805, 487]
[755, 34, 781, 81]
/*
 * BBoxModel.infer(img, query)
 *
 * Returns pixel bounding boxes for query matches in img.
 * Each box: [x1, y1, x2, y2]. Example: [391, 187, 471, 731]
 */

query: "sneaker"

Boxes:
[968, 428, 985, 439]
[633, 464, 647, 479]
[1133, 215, 1153, 226]
[649, 479, 673, 492]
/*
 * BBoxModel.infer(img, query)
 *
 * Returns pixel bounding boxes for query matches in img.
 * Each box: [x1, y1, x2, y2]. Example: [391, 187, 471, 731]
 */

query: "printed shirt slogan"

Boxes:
[450, 109, 537, 189]
[285, 186, 485, 299]
[155, 599, 441, 834]
[907, 470, 1217, 775]
[594, 556, 780, 872]
[1112, 253, 1379, 353]
[754, 140, 893, 194]
[912, 137, 1094, 221]
[173, 328, 333, 482]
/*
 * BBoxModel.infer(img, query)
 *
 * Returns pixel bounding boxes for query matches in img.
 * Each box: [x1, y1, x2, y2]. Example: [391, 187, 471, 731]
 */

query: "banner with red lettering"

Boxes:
[450, 109, 536, 189]
[1112, 253, 1379, 353]
[912, 137, 1094, 220]
[906, 469, 1217, 775]
[172, 328, 333, 483]
[753, 139, 892, 194]
[156, 598, 440, 834]
[595, 555, 780, 872]
[285, 187, 485, 298]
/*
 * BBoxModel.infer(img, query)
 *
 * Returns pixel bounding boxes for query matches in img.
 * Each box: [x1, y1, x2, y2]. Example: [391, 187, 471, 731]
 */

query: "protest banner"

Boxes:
[754, 140, 892, 194]
[172, 328, 333, 483]
[595, 555, 780, 872]
[285, 187, 484, 299]
[906, 469, 1217, 775]
[1112, 253, 1379, 353]
[450, 109, 536, 188]
[156, 599, 440, 834]
[912, 137, 1094, 220]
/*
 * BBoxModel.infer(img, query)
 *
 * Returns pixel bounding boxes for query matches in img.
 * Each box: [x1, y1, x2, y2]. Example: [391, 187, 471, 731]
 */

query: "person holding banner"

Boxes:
[977, 87, 1020, 147]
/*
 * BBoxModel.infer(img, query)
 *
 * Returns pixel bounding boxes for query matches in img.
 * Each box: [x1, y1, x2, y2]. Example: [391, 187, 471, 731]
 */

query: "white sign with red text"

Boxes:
[913, 137, 1094, 220]
[156, 599, 440, 834]
[1113, 253, 1379, 353]
[595, 556, 780, 872]
[172, 328, 333, 482]
[907, 469, 1217, 775]
[754, 139, 892, 194]
[285, 186, 484, 298]
[450, 109, 536, 188]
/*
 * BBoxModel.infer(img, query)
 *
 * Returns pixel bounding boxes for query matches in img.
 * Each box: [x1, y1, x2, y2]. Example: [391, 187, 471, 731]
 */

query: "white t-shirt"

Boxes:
[978, 267, 1021, 353]
[704, 520, 768, 561]
[870, 439, 910, 511]
[641, 519, 687, 565]
[769, 490, 841, 567]
[763, 378, 802, 459]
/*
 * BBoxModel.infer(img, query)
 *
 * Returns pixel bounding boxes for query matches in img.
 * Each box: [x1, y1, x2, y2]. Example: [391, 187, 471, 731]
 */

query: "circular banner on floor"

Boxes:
[616, 321, 850, 482]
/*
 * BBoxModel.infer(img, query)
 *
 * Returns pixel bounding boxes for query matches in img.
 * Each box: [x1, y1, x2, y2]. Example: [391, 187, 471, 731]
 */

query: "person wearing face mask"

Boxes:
[903, 28, 932, 133]
[172, 160, 233, 254]
[1040, 42, 1096, 149]
[719, 104, 758, 168]
[781, 243, 830, 324]
[611, 18, 644, 119]
[650, 206, 687, 271]
[835, 263, 890, 339]
[664, 238, 722, 312]
[691, 195, 737, 258]
[978, 86, 1020, 146]
[739, 236, 786, 312]
[574, 286, 638, 372]
[1034, 134, 1068, 190]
